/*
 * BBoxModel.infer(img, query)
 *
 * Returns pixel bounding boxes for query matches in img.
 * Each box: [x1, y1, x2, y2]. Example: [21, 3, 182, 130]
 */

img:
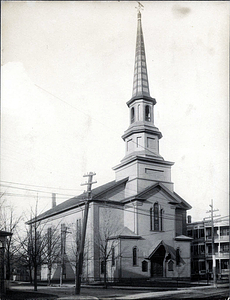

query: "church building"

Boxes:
[28, 9, 192, 282]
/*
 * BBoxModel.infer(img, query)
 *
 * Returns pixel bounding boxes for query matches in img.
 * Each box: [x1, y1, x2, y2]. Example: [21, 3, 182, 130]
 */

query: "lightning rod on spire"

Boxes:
[135, 1, 144, 13]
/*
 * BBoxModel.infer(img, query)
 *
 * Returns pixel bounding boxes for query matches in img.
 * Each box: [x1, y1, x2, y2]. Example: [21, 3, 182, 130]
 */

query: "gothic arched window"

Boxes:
[131, 107, 135, 123]
[160, 209, 164, 231]
[154, 202, 159, 231]
[168, 260, 174, 271]
[142, 260, 148, 272]
[145, 105, 151, 122]
[150, 207, 153, 230]
[133, 246, 137, 266]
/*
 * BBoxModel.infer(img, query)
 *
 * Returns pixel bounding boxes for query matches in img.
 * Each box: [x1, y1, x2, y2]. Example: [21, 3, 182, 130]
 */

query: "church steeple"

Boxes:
[114, 7, 174, 194]
[130, 11, 155, 104]
[121, 8, 163, 161]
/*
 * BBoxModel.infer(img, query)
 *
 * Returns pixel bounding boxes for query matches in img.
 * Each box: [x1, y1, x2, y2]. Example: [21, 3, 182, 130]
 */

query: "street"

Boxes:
[4, 282, 229, 300]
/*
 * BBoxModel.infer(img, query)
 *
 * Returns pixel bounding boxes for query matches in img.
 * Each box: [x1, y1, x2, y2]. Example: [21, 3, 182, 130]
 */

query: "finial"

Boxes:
[135, 2, 144, 14]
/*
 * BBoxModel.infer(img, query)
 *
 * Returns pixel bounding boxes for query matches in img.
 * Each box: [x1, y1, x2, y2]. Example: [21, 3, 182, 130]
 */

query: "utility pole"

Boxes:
[75, 172, 96, 295]
[60, 224, 71, 286]
[206, 199, 219, 288]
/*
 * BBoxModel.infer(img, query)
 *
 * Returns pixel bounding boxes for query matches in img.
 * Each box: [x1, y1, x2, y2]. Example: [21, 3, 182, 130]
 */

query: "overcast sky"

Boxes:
[1, 1, 229, 222]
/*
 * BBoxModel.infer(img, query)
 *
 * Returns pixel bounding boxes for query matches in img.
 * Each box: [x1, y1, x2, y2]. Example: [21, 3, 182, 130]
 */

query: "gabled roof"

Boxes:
[108, 226, 141, 240]
[27, 177, 128, 224]
[148, 240, 185, 264]
[121, 182, 192, 210]
[175, 235, 193, 241]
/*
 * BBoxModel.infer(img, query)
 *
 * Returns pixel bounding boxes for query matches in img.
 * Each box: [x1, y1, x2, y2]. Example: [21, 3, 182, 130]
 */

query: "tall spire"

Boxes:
[129, 7, 156, 105]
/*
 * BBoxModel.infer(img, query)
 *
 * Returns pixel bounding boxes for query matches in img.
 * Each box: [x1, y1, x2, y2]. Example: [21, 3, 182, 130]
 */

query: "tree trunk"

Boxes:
[48, 265, 51, 286]
[104, 260, 107, 289]
[34, 265, 37, 291]
[29, 266, 33, 284]
[6, 249, 11, 280]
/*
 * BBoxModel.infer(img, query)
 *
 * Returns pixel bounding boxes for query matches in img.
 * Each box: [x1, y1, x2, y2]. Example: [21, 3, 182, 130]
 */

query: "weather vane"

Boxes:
[135, 2, 144, 13]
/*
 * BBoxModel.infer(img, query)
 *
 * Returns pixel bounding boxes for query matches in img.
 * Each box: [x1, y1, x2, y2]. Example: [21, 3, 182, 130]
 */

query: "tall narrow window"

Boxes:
[136, 137, 141, 148]
[145, 105, 151, 121]
[131, 107, 135, 123]
[154, 203, 159, 231]
[142, 260, 148, 272]
[160, 209, 163, 231]
[112, 247, 115, 266]
[150, 207, 153, 230]
[133, 247, 137, 266]
[168, 260, 174, 271]
[176, 248, 181, 266]
[137, 104, 140, 121]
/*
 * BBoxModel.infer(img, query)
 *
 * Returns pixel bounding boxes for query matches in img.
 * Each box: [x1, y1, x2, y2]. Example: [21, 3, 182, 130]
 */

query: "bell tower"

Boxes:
[122, 8, 163, 162]
[113, 6, 175, 196]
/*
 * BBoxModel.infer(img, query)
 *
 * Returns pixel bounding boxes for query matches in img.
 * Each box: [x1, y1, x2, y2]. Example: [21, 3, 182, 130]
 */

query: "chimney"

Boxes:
[52, 193, 56, 208]
[187, 215, 192, 224]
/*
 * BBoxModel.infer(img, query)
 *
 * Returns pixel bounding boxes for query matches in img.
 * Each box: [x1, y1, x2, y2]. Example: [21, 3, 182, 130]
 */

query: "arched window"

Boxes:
[142, 260, 148, 272]
[176, 248, 181, 266]
[133, 246, 137, 266]
[168, 260, 174, 271]
[131, 107, 135, 123]
[154, 202, 159, 231]
[160, 209, 164, 231]
[111, 247, 115, 266]
[145, 105, 151, 121]
[150, 207, 153, 230]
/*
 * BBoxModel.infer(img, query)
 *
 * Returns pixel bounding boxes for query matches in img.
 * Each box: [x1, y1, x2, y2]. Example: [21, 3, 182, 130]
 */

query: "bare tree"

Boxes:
[44, 226, 61, 286]
[96, 206, 122, 288]
[17, 200, 61, 290]
[69, 220, 90, 286]
[0, 198, 22, 282]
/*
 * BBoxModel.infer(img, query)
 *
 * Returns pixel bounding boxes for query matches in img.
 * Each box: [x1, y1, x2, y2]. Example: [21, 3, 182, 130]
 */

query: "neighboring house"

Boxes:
[187, 216, 229, 280]
[27, 10, 192, 282]
[0, 231, 12, 296]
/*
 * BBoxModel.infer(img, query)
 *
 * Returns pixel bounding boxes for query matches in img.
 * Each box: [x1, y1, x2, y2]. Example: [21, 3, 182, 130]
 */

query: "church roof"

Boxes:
[108, 226, 141, 240]
[121, 182, 192, 210]
[127, 11, 156, 106]
[174, 235, 193, 241]
[148, 240, 185, 264]
[27, 177, 128, 224]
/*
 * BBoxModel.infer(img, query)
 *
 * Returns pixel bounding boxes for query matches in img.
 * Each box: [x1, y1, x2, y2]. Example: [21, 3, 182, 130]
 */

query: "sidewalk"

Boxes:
[58, 284, 230, 300]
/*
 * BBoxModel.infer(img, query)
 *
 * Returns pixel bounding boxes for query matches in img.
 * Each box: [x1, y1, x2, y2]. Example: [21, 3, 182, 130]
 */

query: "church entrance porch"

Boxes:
[150, 245, 166, 277]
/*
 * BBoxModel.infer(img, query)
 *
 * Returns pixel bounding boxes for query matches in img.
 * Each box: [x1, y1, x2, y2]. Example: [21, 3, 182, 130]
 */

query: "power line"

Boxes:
[0, 184, 77, 198]
[0, 180, 82, 192]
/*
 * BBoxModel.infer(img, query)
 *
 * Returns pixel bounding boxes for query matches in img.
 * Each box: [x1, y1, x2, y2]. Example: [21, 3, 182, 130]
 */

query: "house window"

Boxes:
[221, 260, 229, 270]
[112, 247, 115, 266]
[154, 202, 159, 231]
[220, 243, 229, 253]
[101, 260, 105, 274]
[220, 226, 229, 236]
[142, 260, 148, 272]
[145, 105, 151, 121]
[131, 107, 135, 123]
[133, 247, 137, 266]
[168, 260, 174, 271]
